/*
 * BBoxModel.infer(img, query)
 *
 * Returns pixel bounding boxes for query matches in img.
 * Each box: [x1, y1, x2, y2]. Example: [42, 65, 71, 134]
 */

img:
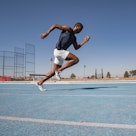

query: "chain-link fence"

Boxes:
[0, 44, 35, 80]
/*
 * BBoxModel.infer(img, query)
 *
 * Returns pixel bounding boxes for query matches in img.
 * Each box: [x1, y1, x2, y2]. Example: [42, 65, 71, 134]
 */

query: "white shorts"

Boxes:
[54, 48, 69, 66]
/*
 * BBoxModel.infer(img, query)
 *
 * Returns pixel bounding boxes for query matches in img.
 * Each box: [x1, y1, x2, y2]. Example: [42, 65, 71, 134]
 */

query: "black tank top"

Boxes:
[56, 28, 76, 50]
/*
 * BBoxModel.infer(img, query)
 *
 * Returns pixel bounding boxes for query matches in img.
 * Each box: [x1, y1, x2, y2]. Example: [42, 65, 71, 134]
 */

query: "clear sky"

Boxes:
[0, 0, 136, 78]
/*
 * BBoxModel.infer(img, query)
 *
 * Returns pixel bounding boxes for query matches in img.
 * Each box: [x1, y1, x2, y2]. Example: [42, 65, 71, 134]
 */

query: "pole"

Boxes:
[2, 51, 5, 77]
[84, 65, 86, 78]
[50, 57, 53, 81]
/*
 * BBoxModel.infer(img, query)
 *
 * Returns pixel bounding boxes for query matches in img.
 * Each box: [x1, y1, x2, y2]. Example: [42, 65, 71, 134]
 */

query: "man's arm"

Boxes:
[40, 24, 71, 39]
[73, 36, 90, 50]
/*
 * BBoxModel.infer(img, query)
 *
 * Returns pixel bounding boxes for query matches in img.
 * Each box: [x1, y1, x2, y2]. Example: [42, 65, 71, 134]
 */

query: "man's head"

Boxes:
[73, 22, 83, 33]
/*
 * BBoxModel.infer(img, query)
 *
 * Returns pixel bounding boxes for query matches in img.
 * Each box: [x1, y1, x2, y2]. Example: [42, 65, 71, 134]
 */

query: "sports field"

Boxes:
[0, 81, 136, 136]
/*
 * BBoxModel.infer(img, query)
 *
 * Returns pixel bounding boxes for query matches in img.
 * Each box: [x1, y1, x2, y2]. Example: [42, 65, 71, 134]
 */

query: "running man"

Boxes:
[37, 22, 90, 91]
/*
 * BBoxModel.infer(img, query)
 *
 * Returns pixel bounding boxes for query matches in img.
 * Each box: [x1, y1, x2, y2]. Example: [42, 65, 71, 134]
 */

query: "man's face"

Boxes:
[75, 26, 83, 33]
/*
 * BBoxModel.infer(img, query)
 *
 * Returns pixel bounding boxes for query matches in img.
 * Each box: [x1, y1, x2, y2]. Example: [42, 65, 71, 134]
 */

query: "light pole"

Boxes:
[50, 57, 53, 81]
[50, 57, 53, 70]
[84, 65, 86, 78]
[2, 51, 5, 77]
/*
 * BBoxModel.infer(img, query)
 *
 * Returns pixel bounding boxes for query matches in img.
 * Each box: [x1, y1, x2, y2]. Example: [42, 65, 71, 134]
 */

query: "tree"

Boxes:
[70, 73, 76, 79]
[124, 71, 129, 78]
[129, 70, 136, 77]
[106, 72, 111, 78]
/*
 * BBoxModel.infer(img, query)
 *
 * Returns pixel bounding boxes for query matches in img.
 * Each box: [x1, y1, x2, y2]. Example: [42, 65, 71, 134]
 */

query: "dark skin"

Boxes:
[38, 24, 90, 85]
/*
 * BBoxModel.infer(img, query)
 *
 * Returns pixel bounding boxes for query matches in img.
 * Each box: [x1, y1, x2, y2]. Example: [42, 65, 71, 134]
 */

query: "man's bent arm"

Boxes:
[73, 36, 90, 50]
[40, 24, 71, 39]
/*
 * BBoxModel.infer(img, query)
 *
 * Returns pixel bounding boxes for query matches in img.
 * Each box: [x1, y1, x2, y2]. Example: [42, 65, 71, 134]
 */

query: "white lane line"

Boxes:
[0, 93, 136, 97]
[0, 116, 136, 129]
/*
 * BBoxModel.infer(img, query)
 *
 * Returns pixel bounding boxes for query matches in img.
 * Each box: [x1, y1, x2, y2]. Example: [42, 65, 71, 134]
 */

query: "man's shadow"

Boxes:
[50, 86, 117, 91]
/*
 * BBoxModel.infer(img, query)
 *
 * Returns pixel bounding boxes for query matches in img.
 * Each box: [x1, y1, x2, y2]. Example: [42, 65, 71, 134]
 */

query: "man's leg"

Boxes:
[37, 63, 61, 85]
[58, 52, 79, 72]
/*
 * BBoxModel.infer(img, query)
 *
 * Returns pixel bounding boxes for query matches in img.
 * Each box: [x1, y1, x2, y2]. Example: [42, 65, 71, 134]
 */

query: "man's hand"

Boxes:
[84, 36, 90, 42]
[40, 32, 49, 39]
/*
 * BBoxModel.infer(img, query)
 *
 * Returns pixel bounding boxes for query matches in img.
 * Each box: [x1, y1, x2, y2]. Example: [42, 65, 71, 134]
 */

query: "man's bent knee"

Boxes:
[66, 53, 79, 64]
[74, 57, 79, 64]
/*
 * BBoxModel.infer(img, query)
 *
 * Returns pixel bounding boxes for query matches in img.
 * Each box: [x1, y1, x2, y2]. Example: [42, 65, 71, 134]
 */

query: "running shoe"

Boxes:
[55, 71, 61, 80]
[36, 83, 46, 91]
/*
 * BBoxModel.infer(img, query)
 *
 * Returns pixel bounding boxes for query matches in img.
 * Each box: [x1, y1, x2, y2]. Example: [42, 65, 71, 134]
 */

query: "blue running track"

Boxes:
[0, 81, 136, 136]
